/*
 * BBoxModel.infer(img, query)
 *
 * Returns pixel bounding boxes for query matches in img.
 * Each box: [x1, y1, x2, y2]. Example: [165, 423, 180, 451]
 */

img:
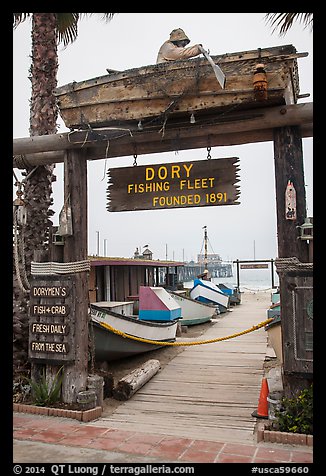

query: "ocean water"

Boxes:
[184, 265, 279, 292]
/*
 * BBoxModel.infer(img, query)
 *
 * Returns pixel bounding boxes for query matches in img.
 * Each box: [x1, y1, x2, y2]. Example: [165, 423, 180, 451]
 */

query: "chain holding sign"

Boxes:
[107, 158, 240, 212]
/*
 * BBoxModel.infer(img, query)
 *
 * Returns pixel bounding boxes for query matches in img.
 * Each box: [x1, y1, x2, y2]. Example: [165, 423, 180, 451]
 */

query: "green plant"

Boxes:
[28, 366, 64, 406]
[274, 384, 313, 434]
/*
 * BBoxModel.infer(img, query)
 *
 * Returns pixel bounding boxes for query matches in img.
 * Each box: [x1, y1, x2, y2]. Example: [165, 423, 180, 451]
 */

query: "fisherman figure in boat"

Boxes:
[156, 28, 202, 63]
[197, 269, 211, 281]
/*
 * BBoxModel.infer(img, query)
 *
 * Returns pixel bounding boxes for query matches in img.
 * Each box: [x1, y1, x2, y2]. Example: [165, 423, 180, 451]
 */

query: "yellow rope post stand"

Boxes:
[98, 317, 274, 347]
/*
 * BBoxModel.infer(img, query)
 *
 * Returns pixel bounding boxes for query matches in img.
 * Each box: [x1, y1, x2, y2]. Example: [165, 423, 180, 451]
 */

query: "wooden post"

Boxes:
[61, 149, 89, 403]
[235, 260, 240, 289]
[273, 126, 311, 396]
[44, 227, 64, 392]
[273, 126, 309, 262]
[30, 250, 47, 392]
[271, 259, 275, 289]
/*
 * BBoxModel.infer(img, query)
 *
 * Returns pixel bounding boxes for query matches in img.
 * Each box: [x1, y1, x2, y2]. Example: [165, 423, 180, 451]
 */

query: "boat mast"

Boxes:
[203, 225, 208, 272]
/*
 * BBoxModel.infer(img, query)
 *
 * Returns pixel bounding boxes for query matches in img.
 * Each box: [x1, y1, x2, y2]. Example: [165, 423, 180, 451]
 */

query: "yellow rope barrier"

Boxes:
[98, 317, 274, 347]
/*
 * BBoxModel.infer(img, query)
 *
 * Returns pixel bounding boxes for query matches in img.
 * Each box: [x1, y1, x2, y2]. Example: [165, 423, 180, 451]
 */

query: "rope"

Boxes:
[13, 209, 30, 294]
[98, 317, 273, 347]
[275, 257, 313, 273]
[31, 260, 90, 275]
[241, 286, 273, 292]
[19, 225, 30, 289]
[13, 154, 32, 170]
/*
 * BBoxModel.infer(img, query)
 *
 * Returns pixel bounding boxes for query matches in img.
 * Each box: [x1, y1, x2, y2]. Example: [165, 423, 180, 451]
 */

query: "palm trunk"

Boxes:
[13, 13, 58, 382]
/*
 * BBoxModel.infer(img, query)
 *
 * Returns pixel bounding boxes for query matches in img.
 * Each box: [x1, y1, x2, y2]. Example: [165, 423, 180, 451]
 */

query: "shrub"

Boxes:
[274, 384, 313, 434]
[27, 366, 64, 407]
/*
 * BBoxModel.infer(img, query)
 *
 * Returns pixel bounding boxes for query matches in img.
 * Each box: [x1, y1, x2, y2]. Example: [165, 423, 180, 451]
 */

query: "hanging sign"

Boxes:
[285, 180, 297, 220]
[107, 158, 240, 212]
[240, 263, 269, 269]
[28, 276, 76, 363]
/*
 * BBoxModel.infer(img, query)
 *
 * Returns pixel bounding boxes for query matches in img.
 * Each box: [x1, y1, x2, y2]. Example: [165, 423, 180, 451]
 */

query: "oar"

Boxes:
[198, 46, 226, 89]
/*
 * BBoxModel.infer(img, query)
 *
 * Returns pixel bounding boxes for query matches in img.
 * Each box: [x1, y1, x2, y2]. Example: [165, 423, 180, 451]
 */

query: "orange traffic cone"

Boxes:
[252, 377, 269, 419]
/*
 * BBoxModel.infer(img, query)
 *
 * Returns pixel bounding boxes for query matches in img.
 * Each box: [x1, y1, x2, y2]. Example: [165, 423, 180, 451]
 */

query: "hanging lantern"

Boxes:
[285, 180, 297, 220]
[297, 217, 313, 241]
[253, 63, 268, 101]
[13, 181, 27, 225]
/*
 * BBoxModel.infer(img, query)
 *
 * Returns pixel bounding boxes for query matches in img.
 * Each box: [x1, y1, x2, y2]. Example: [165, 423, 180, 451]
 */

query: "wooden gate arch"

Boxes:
[13, 46, 313, 401]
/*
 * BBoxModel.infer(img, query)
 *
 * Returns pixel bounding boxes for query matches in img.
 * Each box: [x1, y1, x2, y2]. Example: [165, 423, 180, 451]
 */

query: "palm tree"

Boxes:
[13, 13, 115, 386]
[265, 13, 313, 35]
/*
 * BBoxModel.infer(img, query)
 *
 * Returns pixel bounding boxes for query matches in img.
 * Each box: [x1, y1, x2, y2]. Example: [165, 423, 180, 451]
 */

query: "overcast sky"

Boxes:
[13, 13, 313, 263]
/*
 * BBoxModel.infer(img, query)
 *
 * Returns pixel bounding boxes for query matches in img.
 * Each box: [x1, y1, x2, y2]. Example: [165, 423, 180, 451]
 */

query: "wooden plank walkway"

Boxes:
[92, 291, 271, 443]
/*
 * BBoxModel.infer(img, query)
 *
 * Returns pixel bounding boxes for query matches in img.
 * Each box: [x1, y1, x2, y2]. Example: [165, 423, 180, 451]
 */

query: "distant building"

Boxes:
[142, 248, 153, 260]
[180, 258, 232, 281]
[197, 253, 221, 264]
[133, 246, 153, 260]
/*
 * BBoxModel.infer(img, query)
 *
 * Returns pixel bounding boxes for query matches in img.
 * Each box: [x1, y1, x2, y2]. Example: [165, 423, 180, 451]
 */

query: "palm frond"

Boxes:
[79, 13, 116, 22]
[265, 13, 313, 36]
[55, 13, 116, 48]
[55, 13, 80, 47]
[100, 13, 116, 22]
[13, 13, 32, 29]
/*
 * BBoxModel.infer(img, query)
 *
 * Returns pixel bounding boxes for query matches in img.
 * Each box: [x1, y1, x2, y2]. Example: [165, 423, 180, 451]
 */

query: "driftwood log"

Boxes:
[113, 359, 161, 401]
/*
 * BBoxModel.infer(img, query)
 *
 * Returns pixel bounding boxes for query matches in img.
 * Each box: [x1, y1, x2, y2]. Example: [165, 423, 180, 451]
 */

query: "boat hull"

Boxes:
[169, 290, 217, 325]
[190, 279, 230, 312]
[218, 283, 242, 305]
[91, 321, 171, 361]
[54, 45, 300, 130]
[90, 301, 134, 315]
[90, 304, 178, 361]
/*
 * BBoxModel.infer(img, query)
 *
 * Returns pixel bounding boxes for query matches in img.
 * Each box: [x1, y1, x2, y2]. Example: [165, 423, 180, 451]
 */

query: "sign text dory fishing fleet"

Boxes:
[107, 158, 240, 212]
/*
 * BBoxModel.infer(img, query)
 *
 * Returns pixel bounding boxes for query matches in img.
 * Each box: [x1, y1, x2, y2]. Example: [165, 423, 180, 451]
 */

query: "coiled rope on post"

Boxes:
[31, 260, 90, 275]
[98, 317, 274, 347]
[13, 208, 30, 294]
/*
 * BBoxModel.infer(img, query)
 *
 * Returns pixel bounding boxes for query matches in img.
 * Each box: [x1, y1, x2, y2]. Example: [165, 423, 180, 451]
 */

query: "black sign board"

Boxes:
[240, 264, 269, 269]
[28, 276, 76, 363]
[107, 158, 240, 212]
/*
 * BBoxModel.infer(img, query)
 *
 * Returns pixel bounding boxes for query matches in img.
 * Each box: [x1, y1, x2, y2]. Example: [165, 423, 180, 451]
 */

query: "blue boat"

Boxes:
[190, 278, 230, 313]
[218, 283, 242, 305]
[265, 289, 282, 362]
[267, 289, 280, 318]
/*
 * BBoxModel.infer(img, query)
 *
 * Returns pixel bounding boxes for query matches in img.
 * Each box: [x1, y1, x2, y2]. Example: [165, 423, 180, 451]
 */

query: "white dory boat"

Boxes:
[90, 299, 179, 361]
[190, 279, 230, 313]
[90, 287, 181, 361]
[169, 290, 218, 325]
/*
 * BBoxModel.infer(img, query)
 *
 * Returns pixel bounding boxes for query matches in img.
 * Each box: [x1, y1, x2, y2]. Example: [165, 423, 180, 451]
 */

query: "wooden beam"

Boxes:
[13, 103, 313, 168]
[13, 124, 313, 168]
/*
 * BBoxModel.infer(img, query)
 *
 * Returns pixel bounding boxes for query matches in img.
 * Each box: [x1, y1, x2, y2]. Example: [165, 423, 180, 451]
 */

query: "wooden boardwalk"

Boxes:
[92, 291, 271, 443]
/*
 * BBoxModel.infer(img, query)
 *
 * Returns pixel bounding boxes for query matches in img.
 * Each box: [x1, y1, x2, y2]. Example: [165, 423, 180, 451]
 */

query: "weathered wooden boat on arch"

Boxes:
[53, 44, 305, 130]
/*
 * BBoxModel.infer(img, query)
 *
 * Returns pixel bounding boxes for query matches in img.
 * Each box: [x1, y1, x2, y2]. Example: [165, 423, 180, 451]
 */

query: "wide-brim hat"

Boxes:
[169, 28, 190, 44]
